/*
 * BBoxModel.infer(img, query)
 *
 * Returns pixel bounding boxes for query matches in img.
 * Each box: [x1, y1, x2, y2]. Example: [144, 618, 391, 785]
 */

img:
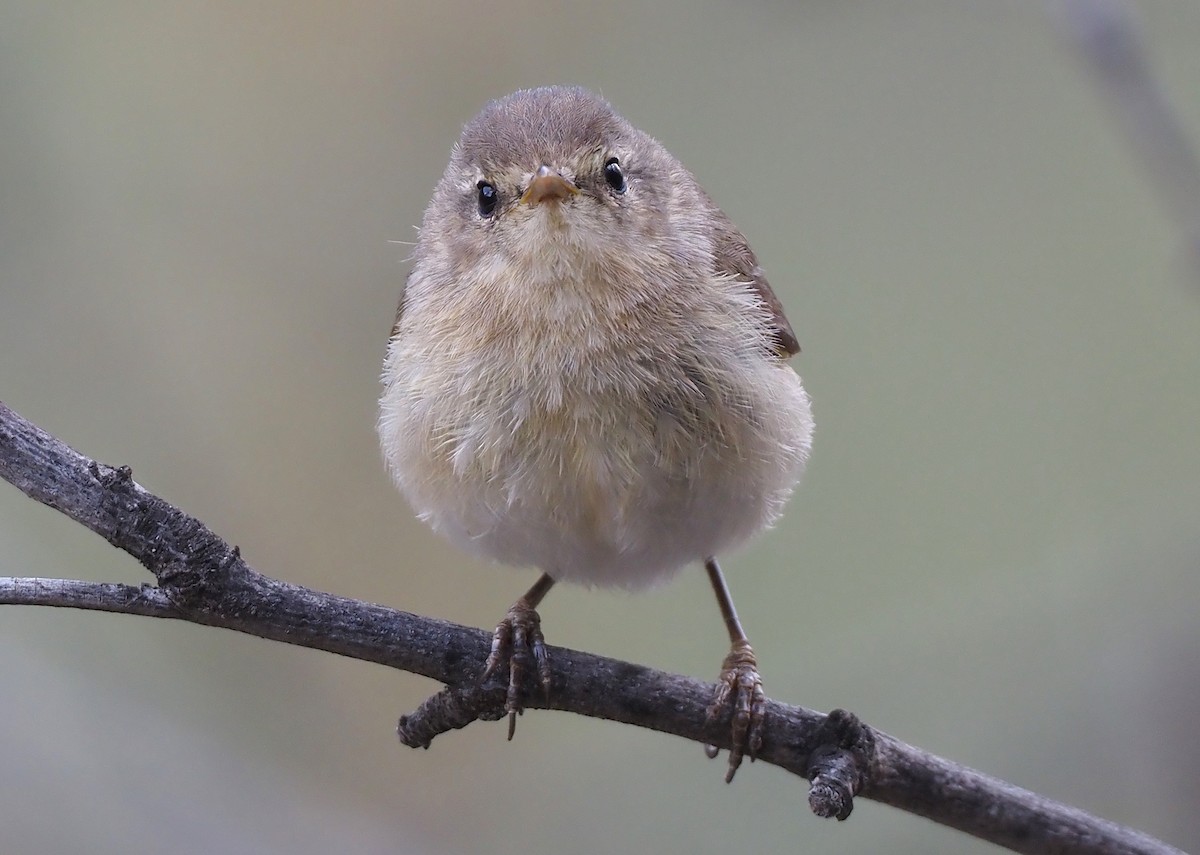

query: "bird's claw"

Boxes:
[704, 639, 766, 783]
[482, 599, 551, 739]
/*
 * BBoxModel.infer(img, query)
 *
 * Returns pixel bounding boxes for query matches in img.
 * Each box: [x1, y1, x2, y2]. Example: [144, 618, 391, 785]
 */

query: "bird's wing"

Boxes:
[708, 206, 800, 358]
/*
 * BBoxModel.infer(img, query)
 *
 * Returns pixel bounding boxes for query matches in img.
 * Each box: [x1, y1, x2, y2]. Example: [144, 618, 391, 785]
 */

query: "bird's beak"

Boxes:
[521, 164, 579, 206]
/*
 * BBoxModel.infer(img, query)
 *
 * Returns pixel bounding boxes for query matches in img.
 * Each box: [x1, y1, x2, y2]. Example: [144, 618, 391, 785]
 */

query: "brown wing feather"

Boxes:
[707, 204, 800, 359]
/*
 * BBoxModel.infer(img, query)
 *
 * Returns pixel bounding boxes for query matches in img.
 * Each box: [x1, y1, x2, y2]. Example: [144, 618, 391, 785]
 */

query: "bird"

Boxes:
[379, 86, 813, 781]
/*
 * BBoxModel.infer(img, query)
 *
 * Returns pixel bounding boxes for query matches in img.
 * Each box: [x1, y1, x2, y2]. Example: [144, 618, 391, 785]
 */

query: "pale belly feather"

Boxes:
[379, 321, 812, 588]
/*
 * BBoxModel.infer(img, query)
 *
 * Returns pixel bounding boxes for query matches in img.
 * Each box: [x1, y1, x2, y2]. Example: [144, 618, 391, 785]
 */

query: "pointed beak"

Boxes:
[520, 164, 579, 206]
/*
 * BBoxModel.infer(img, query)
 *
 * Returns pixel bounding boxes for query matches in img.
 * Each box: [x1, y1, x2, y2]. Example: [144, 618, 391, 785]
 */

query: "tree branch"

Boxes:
[0, 401, 1184, 855]
[1051, 0, 1200, 281]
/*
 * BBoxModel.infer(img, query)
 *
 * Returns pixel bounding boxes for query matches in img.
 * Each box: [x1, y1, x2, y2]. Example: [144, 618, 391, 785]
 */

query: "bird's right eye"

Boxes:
[477, 181, 498, 217]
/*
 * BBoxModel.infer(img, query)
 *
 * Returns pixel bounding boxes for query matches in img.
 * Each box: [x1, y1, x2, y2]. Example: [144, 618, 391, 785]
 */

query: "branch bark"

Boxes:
[0, 401, 1184, 855]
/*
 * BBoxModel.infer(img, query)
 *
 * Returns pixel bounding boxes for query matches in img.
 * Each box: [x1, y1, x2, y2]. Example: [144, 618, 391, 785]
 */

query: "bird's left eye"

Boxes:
[603, 157, 626, 193]
[477, 181, 499, 217]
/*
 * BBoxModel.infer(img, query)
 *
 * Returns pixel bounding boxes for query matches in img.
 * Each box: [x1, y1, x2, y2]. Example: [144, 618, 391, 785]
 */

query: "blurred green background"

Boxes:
[2, 3, 1198, 853]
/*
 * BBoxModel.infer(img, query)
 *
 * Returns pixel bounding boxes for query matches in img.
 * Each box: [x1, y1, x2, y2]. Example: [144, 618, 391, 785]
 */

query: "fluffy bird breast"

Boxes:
[379, 256, 812, 588]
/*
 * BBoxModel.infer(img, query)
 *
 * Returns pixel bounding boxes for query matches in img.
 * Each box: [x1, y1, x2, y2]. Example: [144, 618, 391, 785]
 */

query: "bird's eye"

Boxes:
[603, 157, 626, 193]
[476, 181, 498, 217]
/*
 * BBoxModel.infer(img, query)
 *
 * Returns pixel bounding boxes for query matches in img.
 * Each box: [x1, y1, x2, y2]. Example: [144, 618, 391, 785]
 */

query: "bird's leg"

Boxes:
[703, 556, 766, 783]
[482, 572, 556, 739]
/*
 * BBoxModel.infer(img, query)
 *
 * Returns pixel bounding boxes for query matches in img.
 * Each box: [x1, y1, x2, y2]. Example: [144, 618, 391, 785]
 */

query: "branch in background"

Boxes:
[1051, 0, 1200, 280]
[0, 401, 1184, 855]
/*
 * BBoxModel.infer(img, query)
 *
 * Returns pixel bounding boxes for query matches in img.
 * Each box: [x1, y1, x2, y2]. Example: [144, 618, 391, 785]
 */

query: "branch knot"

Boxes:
[806, 708, 875, 820]
[398, 683, 508, 749]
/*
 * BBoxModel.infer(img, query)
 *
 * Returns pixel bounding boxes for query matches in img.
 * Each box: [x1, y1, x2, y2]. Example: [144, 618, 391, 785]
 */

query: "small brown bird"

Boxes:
[379, 86, 813, 781]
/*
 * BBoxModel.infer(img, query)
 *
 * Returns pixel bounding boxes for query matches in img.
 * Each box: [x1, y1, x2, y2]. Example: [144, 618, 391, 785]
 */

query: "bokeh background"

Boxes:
[2, 3, 1198, 853]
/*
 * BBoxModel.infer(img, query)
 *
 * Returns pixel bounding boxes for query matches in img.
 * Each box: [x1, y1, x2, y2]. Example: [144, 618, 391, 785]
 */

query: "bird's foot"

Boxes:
[482, 598, 551, 740]
[704, 638, 766, 783]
